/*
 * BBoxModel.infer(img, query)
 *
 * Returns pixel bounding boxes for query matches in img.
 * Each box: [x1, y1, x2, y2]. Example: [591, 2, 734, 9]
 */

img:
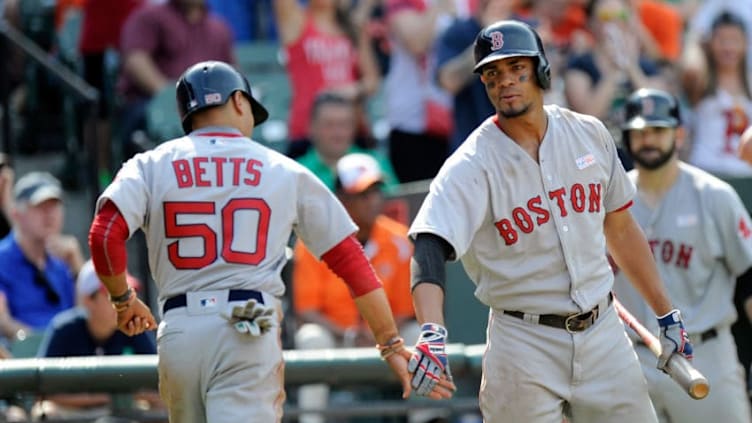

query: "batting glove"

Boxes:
[656, 309, 693, 371]
[223, 299, 275, 337]
[407, 323, 452, 397]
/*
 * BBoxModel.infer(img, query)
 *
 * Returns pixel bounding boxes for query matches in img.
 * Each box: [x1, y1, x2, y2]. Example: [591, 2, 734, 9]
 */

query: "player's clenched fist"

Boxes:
[112, 288, 157, 336]
[408, 323, 457, 399]
[656, 309, 693, 371]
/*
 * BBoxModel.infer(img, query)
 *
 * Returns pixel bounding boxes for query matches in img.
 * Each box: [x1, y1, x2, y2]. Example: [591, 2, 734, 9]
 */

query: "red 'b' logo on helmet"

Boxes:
[491, 31, 504, 51]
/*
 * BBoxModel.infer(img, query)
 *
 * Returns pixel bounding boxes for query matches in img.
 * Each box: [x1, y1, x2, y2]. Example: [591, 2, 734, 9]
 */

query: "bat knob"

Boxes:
[666, 353, 710, 400]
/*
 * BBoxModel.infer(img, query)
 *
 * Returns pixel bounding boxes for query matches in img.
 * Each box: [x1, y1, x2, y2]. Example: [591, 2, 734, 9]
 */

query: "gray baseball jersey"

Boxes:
[409, 104, 635, 315]
[614, 162, 752, 333]
[613, 162, 752, 423]
[409, 105, 656, 422]
[98, 128, 356, 304]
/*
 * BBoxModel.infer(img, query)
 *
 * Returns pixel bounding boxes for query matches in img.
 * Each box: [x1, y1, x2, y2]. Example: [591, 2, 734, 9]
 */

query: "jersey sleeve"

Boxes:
[599, 122, 636, 212]
[408, 155, 489, 260]
[97, 157, 150, 236]
[294, 170, 358, 258]
[710, 184, 752, 277]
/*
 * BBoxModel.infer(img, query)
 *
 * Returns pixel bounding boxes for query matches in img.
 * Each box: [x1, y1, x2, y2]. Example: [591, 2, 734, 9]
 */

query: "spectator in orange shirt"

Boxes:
[292, 153, 419, 423]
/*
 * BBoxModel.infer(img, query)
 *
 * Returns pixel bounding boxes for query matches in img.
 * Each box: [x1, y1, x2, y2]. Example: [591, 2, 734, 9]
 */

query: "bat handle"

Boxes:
[664, 353, 710, 400]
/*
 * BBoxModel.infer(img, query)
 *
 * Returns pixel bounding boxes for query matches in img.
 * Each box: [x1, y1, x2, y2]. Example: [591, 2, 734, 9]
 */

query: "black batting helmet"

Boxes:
[621, 88, 681, 148]
[176, 61, 269, 134]
[472, 20, 551, 89]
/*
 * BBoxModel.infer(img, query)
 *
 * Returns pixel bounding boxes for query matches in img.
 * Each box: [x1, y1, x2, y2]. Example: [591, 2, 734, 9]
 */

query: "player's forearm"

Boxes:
[605, 212, 673, 315]
[412, 283, 446, 325]
[353, 288, 400, 345]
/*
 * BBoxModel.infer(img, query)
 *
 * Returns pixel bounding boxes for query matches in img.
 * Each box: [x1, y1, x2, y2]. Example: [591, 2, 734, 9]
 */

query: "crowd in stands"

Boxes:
[1, 0, 752, 422]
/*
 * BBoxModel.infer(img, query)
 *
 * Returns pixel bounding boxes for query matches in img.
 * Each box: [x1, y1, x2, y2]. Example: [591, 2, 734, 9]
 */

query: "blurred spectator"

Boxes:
[563, 0, 665, 151]
[117, 0, 235, 161]
[518, 0, 588, 53]
[297, 92, 399, 192]
[0, 154, 14, 239]
[33, 260, 159, 421]
[682, 11, 752, 177]
[435, 0, 520, 152]
[293, 153, 418, 423]
[273, 0, 381, 158]
[79, 0, 144, 186]
[384, 0, 455, 183]
[0, 172, 77, 342]
[633, 0, 685, 63]
[207, 0, 276, 41]
[686, 0, 752, 68]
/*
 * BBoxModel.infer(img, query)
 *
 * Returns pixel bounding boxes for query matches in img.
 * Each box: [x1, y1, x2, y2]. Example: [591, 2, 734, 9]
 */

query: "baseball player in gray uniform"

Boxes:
[406, 21, 693, 422]
[87, 61, 426, 423]
[613, 88, 752, 423]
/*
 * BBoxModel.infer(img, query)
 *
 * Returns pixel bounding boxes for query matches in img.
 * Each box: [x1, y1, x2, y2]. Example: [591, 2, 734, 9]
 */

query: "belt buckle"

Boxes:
[565, 311, 593, 333]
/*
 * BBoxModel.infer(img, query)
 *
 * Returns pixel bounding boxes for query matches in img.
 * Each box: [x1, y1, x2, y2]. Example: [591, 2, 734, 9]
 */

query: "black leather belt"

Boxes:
[503, 293, 613, 333]
[163, 289, 263, 314]
[697, 328, 718, 343]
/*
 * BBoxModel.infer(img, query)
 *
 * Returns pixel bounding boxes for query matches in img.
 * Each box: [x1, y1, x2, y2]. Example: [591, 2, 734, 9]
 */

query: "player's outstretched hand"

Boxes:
[408, 323, 458, 399]
[117, 298, 157, 336]
[656, 309, 693, 371]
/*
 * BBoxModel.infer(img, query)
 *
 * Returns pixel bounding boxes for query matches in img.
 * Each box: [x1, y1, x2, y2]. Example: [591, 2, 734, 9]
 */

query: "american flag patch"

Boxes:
[200, 297, 218, 308]
[576, 153, 596, 170]
[204, 93, 222, 104]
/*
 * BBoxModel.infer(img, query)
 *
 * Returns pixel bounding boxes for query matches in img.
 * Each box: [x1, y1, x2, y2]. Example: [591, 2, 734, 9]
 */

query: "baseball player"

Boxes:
[406, 21, 693, 422]
[612, 88, 752, 423]
[87, 61, 429, 423]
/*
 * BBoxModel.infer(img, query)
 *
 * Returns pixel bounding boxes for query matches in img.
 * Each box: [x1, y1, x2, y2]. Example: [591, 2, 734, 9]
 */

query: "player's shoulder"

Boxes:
[546, 104, 608, 132]
[680, 162, 739, 195]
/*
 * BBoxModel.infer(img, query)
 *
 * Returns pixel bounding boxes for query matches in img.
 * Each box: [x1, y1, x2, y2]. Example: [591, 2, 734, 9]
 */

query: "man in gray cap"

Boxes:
[0, 172, 80, 347]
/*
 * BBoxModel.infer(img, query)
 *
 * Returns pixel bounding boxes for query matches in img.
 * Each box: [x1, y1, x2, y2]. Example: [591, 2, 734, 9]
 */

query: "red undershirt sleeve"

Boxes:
[321, 235, 382, 297]
[88, 200, 129, 276]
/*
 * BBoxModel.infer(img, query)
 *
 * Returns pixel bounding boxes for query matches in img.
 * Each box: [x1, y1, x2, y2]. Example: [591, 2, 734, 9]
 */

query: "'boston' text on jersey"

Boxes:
[494, 183, 602, 245]
[171, 157, 263, 188]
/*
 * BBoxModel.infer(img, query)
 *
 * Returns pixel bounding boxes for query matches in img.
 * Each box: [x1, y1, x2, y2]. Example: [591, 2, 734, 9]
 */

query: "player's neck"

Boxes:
[496, 109, 548, 147]
[636, 161, 680, 202]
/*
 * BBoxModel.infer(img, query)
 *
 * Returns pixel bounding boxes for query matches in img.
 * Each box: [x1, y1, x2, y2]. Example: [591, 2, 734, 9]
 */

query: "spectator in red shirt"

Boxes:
[117, 0, 235, 161]
[273, 0, 381, 158]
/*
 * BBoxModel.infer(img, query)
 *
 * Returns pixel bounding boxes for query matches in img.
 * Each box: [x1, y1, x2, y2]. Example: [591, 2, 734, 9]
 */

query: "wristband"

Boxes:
[110, 287, 135, 313]
[377, 336, 405, 361]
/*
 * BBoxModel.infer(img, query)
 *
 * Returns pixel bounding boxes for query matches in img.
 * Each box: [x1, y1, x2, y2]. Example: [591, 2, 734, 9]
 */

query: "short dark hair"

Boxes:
[711, 11, 747, 34]
[310, 92, 354, 120]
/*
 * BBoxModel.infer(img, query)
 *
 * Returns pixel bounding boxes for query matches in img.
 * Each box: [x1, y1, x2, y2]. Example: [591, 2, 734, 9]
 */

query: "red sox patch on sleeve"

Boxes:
[740, 217, 752, 239]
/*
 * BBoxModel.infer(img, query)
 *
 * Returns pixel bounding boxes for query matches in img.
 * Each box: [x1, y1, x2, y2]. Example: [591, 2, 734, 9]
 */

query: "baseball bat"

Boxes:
[613, 298, 710, 400]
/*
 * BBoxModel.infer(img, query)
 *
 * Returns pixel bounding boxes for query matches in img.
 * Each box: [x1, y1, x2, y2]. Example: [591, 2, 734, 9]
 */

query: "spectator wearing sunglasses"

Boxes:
[0, 172, 77, 343]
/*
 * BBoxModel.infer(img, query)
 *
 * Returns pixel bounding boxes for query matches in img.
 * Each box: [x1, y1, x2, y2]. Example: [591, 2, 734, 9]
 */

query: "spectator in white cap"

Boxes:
[0, 172, 80, 344]
[34, 259, 159, 420]
[292, 153, 421, 423]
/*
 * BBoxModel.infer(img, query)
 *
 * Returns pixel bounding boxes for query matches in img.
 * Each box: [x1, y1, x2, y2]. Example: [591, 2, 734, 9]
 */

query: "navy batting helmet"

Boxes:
[176, 61, 269, 134]
[472, 20, 551, 89]
[622, 88, 680, 142]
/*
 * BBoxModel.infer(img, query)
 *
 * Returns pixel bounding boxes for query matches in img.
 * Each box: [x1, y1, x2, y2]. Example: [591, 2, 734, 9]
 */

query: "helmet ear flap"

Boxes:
[536, 56, 551, 90]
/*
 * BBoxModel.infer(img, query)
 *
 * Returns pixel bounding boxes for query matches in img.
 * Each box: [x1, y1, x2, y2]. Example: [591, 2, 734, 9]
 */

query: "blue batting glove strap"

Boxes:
[656, 309, 693, 371]
[407, 323, 451, 396]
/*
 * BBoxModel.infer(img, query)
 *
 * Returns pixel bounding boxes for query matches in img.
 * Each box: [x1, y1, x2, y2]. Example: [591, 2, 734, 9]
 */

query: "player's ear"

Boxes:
[675, 126, 686, 151]
[229, 91, 246, 115]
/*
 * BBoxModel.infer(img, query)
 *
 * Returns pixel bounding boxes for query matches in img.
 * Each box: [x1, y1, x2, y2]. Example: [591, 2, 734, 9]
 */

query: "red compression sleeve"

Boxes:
[88, 200, 129, 276]
[321, 235, 382, 297]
